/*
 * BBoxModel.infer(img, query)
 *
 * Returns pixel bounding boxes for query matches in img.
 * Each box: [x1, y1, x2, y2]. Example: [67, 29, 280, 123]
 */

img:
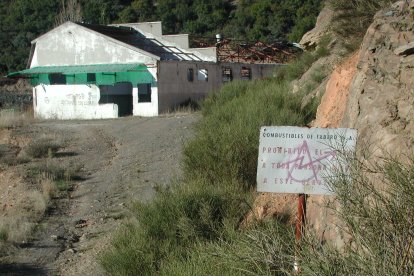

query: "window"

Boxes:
[87, 73, 96, 82]
[138, 83, 151, 103]
[187, 68, 194, 82]
[49, 73, 66, 84]
[197, 69, 208, 81]
[240, 67, 251, 80]
[222, 67, 232, 82]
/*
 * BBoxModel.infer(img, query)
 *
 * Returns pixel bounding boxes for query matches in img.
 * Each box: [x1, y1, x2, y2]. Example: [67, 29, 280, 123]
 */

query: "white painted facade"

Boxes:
[29, 22, 163, 119]
[23, 21, 223, 120]
[31, 22, 158, 67]
[33, 84, 118, 119]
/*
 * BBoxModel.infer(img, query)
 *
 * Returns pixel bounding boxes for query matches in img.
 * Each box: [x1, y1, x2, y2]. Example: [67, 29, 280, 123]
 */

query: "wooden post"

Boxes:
[294, 193, 306, 273]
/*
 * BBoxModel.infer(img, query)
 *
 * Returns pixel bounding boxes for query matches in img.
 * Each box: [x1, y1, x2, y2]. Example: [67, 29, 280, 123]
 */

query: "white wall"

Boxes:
[33, 84, 118, 119]
[31, 22, 157, 67]
[132, 67, 159, 117]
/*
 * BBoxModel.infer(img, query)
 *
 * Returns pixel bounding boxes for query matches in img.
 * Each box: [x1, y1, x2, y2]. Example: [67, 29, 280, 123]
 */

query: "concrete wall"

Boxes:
[161, 34, 190, 49]
[157, 61, 281, 113]
[31, 22, 157, 67]
[132, 67, 159, 117]
[33, 84, 118, 119]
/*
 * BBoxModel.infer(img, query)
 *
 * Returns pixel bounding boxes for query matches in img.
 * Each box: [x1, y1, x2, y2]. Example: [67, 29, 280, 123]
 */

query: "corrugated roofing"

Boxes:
[8, 63, 148, 77]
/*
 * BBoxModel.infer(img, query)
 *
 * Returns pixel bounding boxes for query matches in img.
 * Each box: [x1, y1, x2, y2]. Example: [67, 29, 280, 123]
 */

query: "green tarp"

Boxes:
[8, 64, 149, 76]
[7, 64, 156, 87]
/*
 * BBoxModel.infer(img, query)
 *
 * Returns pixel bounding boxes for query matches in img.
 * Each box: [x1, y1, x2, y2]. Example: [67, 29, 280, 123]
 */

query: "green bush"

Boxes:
[102, 46, 326, 275]
[296, 157, 414, 275]
[183, 79, 307, 188]
[161, 220, 294, 275]
[100, 178, 251, 275]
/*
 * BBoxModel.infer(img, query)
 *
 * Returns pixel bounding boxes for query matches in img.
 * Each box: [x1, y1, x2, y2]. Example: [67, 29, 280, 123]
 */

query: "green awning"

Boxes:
[7, 63, 149, 77]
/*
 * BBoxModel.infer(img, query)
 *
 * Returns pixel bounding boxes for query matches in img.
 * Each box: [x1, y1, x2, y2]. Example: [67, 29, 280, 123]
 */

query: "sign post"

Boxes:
[256, 126, 357, 272]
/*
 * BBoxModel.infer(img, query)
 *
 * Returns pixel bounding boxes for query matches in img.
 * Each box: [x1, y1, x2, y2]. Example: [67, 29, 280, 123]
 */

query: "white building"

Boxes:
[9, 21, 280, 119]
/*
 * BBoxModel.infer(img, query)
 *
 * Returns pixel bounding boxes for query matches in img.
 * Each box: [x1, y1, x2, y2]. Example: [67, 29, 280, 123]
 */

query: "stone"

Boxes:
[394, 42, 414, 56]
[300, 6, 334, 49]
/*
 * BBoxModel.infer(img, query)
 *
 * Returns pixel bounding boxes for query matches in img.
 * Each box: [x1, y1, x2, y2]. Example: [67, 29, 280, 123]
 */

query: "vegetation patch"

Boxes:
[100, 48, 326, 274]
[25, 136, 62, 158]
[0, 109, 32, 129]
[329, 0, 392, 51]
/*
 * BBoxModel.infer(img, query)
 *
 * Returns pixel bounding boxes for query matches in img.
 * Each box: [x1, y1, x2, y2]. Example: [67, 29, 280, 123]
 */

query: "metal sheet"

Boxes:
[257, 126, 357, 195]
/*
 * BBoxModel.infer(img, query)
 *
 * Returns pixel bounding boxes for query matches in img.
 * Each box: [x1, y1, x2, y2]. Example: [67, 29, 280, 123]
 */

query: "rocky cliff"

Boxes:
[253, 0, 414, 245]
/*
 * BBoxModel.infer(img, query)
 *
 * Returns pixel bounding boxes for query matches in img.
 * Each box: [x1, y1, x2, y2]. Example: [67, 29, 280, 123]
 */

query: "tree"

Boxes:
[55, 0, 83, 26]
[0, 0, 60, 74]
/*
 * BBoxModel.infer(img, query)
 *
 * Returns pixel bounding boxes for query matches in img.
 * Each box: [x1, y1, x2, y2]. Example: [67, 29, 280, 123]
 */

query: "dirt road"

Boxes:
[1, 113, 199, 275]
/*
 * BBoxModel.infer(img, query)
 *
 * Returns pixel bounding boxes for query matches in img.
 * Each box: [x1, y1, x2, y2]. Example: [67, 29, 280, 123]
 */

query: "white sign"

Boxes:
[257, 126, 357, 195]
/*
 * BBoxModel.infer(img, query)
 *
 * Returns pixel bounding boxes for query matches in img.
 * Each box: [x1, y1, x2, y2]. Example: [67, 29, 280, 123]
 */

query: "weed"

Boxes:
[55, 180, 70, 191]
[0, 190, 48, 244]
[27, 160, 80, 181]
[0, 227, 8, 241]
[295, 156, 414, 275]
[102, 44, 328, 275]
[0, 109, 32, 129]
[25, 136, 62, 158]
[41, 178, 58, 199]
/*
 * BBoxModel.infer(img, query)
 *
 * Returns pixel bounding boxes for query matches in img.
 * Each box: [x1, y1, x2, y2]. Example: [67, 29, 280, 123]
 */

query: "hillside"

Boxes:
[1, 0, 414, 275]
[0, 0, 322, 74]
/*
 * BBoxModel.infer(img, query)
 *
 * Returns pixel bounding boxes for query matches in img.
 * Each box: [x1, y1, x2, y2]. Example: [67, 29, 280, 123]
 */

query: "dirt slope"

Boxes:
[0, 113, 198, 275]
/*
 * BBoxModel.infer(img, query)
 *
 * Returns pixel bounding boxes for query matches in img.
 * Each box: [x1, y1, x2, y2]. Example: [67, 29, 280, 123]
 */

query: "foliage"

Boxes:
[25, 137, 62, 158]
[328, 0, 392, 51]
[101, 47, 322, 274]
[55, 0, 83, 26]
[297, 157, 414, 275]
[100, 178, 252, 275]
[0, 0, 60, 74]
[222, 0, 322, 43]
[1, 0, 323, 74]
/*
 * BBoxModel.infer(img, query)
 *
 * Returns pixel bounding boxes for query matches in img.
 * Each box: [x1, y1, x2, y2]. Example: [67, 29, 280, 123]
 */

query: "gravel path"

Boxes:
[1, 113, 199, 275]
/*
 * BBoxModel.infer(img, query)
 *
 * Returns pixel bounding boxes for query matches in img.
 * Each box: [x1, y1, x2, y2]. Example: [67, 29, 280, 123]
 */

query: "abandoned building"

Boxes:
[8, 21, 282, 119]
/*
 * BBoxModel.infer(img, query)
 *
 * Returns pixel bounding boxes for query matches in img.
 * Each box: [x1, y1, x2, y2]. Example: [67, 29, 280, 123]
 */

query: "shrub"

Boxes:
[183, 79, 307, 187]
[102, 44, 326, 275]
[0, 109, 32, 129]
[26, 160, 80, 182]
[161, 221, 294, 275]
[100, 178, 251, 275]
[25, 137, 62, 158]
[296, 157, 414, 275]
[329, 0, 392, 51]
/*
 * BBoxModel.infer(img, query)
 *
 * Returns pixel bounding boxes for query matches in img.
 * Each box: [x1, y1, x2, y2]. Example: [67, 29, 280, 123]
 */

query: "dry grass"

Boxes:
[0, 190, 48, 244]
[0, 168, 53, 250]
[41, 178, 58, 200]
[0, 109, 33, 129]
[25, 135, 63, 158]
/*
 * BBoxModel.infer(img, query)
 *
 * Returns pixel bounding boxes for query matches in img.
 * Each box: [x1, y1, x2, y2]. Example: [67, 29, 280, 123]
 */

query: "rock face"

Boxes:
[314, 51, 359, 128]
[305, 0, 414, 245]
[341, 0, 414, 159]
[253, 0, 414, 246]
[300, 6, 334, 49]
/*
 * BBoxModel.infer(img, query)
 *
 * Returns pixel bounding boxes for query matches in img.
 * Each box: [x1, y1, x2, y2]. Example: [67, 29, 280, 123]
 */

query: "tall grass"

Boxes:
[100, 48, 325, 274]
[297, 157, 414, 275]
[0, 108, 33, 129]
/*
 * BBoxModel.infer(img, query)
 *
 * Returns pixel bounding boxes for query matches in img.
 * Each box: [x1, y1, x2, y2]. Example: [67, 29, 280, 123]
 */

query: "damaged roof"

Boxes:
[76, 23, 203, 61]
